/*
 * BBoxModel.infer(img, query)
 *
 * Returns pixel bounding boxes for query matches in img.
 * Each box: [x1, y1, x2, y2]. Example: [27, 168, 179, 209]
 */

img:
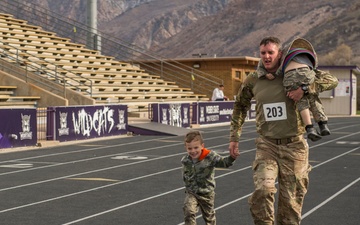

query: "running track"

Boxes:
[0, 116, 359, 225]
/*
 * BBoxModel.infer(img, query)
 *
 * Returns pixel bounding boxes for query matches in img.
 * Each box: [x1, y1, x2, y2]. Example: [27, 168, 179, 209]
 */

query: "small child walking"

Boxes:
[181, 130, 238, 225]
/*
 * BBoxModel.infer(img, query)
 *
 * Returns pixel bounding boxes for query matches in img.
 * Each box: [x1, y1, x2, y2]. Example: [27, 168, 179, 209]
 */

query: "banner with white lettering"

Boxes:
[0, 108, 37, 148]
[192, 101, 234, 125]
[150, 103, 190, 128]
[48, 105, 127, 142]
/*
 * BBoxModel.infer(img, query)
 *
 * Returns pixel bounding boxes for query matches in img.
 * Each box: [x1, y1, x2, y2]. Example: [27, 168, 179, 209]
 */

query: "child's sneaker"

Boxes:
[306, 126, 322, 142]
[319, 123, 330, 136]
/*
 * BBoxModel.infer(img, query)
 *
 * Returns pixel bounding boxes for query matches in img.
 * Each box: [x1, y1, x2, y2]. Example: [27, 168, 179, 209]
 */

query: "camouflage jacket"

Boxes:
[230, 61, 338, 142]
[230, 60, 306, 142]
[181, 148, 235, 196]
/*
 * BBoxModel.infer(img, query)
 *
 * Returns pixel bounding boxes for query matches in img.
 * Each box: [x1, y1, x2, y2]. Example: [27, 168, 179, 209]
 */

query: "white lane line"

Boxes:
[64, 146, 359, 225]
[0, 152, 184, 192]
[61, 123, 360, 225]
[176, 194, 253, 225]
[0, 136, 256, 190]
[0, 164, 33, 168]
[62, 166, 252, 225]
[0, 141, 185, 176]
[0, 167, 181, 214]
[0, 123, 257, 166]
[0, 166, 249, 215]
[0, 136, 174, 165]
[62, 186, 185, 225]
[309, 131, 360, 148]
[0, 124, 358, 222]
[302, 176, 360, 218]
[0, 124, 356, 176]
[0, 133, 255, 177]
[0, 129, 357, 205]
[311, 146, 360, 169]
[176, 146, 360, 225]
[1, 122, 354, 167]
[300, 146, 360, 219]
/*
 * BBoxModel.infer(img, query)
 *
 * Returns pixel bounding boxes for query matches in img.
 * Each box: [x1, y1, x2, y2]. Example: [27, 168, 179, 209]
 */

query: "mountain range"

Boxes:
[9, 0, 360, 65]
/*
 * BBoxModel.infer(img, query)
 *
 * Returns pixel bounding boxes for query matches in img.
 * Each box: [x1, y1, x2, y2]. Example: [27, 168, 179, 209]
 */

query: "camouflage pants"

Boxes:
[312, 69, 338, 121]
[248, 136, 311, 225]
[183, 191, 216, 225]
[284, 68, 337, 122]
[299, 69, 338, 122]
[313, 69, 339, 93]
[283, 67, 315, 92]
[283, 67, 338, 94]
[296, 93, 327, 122]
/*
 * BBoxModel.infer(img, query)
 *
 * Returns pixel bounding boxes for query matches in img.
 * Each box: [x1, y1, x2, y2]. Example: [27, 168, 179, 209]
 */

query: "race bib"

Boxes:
[263, 102, 287, 121]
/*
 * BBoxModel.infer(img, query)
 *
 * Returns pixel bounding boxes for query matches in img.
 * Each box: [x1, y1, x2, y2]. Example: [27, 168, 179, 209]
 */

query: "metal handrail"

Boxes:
[0, 0, 222, 98]
[0, 40, 93, 97]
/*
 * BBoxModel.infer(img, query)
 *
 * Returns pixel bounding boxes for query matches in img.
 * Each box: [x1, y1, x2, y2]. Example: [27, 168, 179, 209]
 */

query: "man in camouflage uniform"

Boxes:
[182, 130, 237, 225]
[258, 38, 338, 141]
[228, 36, 337, 225]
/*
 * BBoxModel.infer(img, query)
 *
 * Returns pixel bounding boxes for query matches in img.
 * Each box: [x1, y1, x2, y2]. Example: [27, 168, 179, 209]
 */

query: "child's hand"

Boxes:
[265, 73, 275, 80]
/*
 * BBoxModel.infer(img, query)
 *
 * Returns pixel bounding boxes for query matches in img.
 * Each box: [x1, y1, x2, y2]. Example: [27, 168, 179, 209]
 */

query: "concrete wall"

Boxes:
[319, 67, 358, 116]
[0, 62, 95, 107]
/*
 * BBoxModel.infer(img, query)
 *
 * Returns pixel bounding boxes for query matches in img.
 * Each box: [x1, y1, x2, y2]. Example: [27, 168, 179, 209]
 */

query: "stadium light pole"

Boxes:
[86, 0, 101, 52]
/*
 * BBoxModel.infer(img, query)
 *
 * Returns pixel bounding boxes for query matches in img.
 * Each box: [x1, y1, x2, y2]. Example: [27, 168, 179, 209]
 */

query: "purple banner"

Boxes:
[192, 100, 256, 125]
[48, 105, 128, 142]
[0, 108, 37, 148]
[150, 103, 191, 128]
[192, 101, 234, 125]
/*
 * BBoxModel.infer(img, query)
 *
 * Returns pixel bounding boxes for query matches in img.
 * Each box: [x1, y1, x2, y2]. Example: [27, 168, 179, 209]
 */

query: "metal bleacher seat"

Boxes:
[0, 13, 209, 107]
[0, 85, 40, 108]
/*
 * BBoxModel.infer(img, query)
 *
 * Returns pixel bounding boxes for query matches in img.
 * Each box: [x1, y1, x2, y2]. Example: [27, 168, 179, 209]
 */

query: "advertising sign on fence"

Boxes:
[192, 101, 256, 125]
[0, 108, 37, 148]
[47, 105, 128, 142]
[192, 101, 234, 125]
[150, 101, 256, 127]
[150, 103, 191, 128]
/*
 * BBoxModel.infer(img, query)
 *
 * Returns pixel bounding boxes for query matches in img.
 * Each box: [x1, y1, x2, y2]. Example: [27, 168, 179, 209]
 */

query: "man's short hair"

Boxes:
[260, 36, 282, 50]
[219, 84, 224, 87]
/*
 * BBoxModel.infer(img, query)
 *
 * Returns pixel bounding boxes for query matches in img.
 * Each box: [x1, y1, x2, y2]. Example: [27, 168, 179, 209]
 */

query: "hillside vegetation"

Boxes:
[12, 0, 360, 65]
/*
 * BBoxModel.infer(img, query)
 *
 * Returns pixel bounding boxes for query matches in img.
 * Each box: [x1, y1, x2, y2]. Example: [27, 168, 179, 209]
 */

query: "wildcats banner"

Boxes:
[47, 105, 127, 142]
[0, 108, 37, 148]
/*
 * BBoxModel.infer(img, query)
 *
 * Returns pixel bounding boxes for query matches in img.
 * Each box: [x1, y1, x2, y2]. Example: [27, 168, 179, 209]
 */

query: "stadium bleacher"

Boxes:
[0, 85, 40, 108]
[0, 12, 209, 110]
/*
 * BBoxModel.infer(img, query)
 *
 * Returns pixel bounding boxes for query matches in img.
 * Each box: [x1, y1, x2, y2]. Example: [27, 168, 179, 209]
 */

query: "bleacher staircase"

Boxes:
[0, 13, 208, 111]
[0, 85, 39, 108]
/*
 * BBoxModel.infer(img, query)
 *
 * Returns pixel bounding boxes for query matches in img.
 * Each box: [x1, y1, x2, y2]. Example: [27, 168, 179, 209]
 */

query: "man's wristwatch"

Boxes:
[301, 84, 309, 95]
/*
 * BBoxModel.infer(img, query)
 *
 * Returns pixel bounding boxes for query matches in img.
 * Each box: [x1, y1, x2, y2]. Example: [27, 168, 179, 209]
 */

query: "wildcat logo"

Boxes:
[58, 112, 69, 136]
[161, 108, 168, 125]
[19, 114, 32, 140]
[116, 110, 126, 130]
[199, 107, 205, 123]
[169, 104, 182, 127]
[183, 107, 189, 125]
